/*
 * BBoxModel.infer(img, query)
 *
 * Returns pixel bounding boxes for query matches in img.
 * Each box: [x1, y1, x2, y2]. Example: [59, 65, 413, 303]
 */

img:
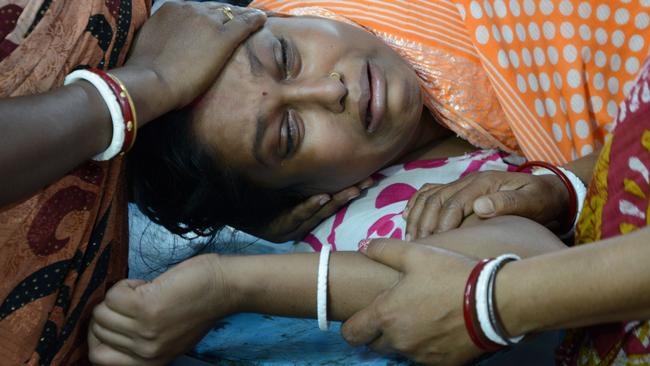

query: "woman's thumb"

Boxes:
[474, 191, 533, 218]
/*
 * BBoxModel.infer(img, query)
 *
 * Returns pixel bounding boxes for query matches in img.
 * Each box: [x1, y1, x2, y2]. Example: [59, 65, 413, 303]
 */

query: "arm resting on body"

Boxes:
[224, 216, 566, 319]
[498, 225, 650, 336]
[339, 222, 650, 365]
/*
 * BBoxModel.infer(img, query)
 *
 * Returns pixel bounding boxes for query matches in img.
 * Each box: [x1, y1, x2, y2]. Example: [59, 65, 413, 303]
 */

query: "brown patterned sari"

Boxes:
[0, 1, 149, 364]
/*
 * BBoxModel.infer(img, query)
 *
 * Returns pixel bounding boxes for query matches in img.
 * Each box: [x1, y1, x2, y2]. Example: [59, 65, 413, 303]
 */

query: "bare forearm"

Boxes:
[417, 215, 567, 258]
[223, 217, 565, 321]
[225, 252, 399, 320]
[498, 226, 650, 336]
[0, 66, 169, 206]
[563, 146, 601, 184]
[0, 83, 110, 206]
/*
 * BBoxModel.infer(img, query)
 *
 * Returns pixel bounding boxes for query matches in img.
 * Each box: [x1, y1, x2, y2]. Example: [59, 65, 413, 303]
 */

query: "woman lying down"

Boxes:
[89, 2, 628, 363]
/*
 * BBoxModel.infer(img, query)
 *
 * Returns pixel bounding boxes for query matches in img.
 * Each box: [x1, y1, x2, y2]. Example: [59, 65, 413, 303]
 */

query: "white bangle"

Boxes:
[64, 70, 125, 161]
[317, 244, 332, 331]
[476, 254, 522, 346]
[532, 167, 587, 239]
[486, 254, 524, 346]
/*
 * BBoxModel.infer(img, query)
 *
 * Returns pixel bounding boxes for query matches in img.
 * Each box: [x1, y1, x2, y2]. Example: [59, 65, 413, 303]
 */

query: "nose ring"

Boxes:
[221, 7, 235, 21]
[328, 72, 341, 81]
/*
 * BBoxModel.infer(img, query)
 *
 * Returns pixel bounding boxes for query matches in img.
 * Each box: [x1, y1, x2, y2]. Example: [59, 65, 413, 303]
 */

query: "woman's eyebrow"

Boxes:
[245, 40, 264, 77]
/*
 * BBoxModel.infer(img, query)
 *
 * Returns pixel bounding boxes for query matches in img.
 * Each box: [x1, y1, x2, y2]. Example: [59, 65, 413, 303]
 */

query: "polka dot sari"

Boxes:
[458, 0, 650, 163]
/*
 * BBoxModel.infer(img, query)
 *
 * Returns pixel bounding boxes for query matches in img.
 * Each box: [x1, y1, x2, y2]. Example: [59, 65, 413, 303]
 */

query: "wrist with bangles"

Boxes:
[516, 161, 587, 239]
[463, 254, 523, 352]
[64, 67, 138, 161]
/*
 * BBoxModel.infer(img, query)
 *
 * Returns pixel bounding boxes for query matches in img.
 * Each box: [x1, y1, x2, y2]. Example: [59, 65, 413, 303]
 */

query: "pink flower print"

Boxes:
[375, 183, 417, 209]
[325, 206, 349, 250]
[366, 213, 403, 239]
[303, 234, 325, 252]
[404, 158, 448, 171]
[460, 154, 500, 178]
[390, 228, 403, 239]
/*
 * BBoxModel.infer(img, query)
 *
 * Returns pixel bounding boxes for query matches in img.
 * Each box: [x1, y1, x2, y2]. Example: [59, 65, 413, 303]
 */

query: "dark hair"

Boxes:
[128, 106, 305, 239]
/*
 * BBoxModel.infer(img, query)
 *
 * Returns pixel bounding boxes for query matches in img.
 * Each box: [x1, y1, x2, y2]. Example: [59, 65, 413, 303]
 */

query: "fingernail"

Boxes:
[359, 181, 373, 190]
[347, 194, 360, 202]
[358, 239, 371, 252]
[402, 209, 409, 218]
[405, 234, 411, 241]
[474, 198, 495, 216]
[319, 196, 331, 206]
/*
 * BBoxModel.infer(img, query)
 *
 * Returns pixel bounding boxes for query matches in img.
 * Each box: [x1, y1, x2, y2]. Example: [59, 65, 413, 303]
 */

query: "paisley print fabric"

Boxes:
[0, 1, 149, 364]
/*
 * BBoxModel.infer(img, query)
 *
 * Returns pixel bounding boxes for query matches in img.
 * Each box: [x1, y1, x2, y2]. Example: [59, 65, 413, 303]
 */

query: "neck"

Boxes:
[394, 108, 477, 164]
[413, 108, 450, 148]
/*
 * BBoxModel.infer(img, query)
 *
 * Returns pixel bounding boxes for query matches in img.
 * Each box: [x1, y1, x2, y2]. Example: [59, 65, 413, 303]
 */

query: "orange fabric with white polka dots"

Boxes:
[457, 0, 650, 163]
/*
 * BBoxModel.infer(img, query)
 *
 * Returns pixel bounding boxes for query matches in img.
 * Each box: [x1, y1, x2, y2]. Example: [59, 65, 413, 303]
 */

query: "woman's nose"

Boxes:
[281, 74, 348, 112]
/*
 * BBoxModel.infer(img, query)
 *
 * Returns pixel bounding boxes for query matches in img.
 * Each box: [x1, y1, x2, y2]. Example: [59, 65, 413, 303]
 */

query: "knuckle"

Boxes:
[374, 303, 394, 327]
[418, 194, 439, 208]
[294, 208, 313, 222]
[425, 195, 443, 209]
[138, 341, 163, 359]
[500, 192, 519, 208]
[138, 326, 159, 340]
[142, 305, 162, 323]
[91, 320, 103, 333]
[441, 198, 462, 211]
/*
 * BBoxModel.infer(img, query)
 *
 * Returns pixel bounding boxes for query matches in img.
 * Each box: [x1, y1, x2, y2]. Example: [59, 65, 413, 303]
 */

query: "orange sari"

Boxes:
[0, 1, 149, 364]
[251, 0, 649, 165]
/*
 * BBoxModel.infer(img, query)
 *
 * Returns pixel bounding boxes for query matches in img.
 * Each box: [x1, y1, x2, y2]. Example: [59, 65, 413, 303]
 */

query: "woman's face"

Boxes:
[193, 16, 424, 194]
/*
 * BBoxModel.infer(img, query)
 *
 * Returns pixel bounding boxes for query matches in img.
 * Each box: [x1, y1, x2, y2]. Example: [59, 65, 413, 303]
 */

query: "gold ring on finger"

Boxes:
[222, 6, 234, 21]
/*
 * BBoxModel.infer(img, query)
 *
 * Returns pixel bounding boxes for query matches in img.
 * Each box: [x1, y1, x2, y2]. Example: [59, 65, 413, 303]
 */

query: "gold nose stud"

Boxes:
[329, 72, 341, 81]
[222, 7, 234, 21]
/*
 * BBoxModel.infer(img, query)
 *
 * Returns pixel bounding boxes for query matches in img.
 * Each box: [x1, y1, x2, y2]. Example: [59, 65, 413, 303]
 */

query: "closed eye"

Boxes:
[275, 36, 293, 79]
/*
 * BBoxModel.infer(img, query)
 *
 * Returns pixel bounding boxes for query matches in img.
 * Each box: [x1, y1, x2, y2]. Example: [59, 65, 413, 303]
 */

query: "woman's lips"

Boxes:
[367, 61, 386, 134]
[358, 60, 386, 134]
[358, 61, 371, 131]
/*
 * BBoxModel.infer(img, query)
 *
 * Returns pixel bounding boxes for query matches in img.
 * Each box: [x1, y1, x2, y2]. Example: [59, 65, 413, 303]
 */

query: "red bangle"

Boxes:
[88, 68, 137, 154]
[106, 73, 138, 152]
[463, 258, 503, 352]
[516, 161, 578, 234]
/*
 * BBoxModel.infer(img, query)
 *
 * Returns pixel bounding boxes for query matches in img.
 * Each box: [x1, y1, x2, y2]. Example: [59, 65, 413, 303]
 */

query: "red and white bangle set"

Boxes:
[64, 68, 137, 161]
[516, 161, 587, 238]
[463, 254, 523, 352]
